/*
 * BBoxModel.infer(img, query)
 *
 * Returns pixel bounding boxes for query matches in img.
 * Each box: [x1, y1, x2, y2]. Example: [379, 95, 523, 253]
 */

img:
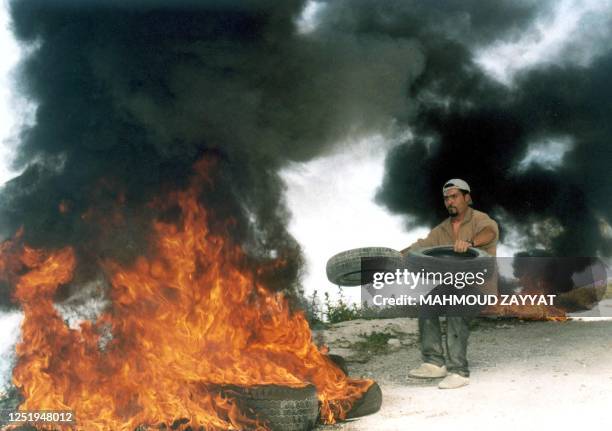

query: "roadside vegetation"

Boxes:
[351, 332, 395, 355]
[306, 286, 411, 326]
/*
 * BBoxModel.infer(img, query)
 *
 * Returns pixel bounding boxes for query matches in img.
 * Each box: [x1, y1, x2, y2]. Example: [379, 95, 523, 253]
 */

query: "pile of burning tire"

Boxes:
[224, 379, 382, 431]
[2, 379, 382, 431]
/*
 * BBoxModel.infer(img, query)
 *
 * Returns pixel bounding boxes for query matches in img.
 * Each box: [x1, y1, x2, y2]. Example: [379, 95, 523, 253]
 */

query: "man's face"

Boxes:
[443, 188, 470, 217]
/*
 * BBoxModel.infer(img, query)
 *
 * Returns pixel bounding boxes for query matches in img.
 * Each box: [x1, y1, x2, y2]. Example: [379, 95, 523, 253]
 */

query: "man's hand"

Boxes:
[454, 239, 471, 253]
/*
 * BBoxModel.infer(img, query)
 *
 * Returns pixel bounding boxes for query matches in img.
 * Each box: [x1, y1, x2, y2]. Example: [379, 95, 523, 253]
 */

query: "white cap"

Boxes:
[442, 178, 471, 194]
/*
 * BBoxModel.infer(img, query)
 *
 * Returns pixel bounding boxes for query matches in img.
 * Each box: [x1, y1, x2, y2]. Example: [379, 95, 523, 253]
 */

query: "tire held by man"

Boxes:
[326, 247, 404, 286]
[404, 245, 495, 278]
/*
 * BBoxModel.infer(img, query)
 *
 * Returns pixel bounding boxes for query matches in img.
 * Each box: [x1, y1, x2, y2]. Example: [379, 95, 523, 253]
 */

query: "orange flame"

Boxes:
[5, 160, 372, 430]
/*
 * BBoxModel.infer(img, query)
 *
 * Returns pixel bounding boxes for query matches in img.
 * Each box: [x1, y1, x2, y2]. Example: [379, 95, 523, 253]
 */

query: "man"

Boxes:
[401, 179, 498, 389]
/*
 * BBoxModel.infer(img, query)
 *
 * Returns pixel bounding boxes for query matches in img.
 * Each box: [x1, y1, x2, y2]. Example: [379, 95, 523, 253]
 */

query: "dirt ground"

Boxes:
[315, 313, 612, 431]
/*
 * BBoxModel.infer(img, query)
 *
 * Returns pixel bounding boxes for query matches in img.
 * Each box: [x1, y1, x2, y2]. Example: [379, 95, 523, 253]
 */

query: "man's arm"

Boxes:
[472, 226, 497, 247]
[453, 226, 497, 252]
[454, 214, 499, 252]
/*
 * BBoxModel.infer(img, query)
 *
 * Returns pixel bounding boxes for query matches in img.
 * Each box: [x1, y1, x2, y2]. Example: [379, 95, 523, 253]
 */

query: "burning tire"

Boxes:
[326, 247, 403, 286]
[222, 384, 319, 431]
[346, 381, 383, 419]
[328, 353, 349, 375]
[404, 245, 495, 277]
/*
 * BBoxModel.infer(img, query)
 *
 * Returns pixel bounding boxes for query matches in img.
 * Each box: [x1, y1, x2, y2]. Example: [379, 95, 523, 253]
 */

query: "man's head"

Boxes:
[442, 179, 472, 218]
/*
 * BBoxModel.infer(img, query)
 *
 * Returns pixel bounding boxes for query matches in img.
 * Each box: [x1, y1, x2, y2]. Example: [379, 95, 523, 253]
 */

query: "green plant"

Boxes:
[351, 331, 394, 354]
[318, 286, 413, 323]
[324, 286, 363, 323]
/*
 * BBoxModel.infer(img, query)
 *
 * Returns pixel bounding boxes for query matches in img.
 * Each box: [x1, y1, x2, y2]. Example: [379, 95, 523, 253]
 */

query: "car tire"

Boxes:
[326, 247, 403, 286]
[404, 245, 495, 279]
[221, 384, 319, 431]
[346, 381, 383, 419]
[327, 353, 349, 376]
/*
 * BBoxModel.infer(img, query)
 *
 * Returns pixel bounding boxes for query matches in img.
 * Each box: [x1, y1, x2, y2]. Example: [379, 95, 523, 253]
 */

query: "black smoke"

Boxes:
[338, 0, 612, 257]
[2, 0, 611, 311]
[0, 0, 425, 307]
[377, 54, 612, 256]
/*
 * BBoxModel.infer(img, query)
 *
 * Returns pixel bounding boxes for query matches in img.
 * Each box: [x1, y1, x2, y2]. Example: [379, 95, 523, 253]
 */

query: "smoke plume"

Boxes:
[353, 0, 612, 257]
[0, 0, 424, 307]
[2, 0, 611, 310]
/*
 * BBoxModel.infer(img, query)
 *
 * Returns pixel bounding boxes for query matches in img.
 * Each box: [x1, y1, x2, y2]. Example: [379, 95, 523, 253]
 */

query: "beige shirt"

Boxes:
[402, 207, 499, 257]
[402, 207, 499, 294]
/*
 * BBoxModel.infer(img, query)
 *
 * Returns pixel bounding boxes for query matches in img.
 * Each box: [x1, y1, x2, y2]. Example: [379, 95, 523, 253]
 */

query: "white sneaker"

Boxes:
[408, 363, 447, 378]
[438, 373, 470, 389]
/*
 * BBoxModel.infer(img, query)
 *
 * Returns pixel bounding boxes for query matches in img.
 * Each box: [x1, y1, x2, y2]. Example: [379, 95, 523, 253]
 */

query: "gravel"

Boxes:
[316, 317, 612, 430]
